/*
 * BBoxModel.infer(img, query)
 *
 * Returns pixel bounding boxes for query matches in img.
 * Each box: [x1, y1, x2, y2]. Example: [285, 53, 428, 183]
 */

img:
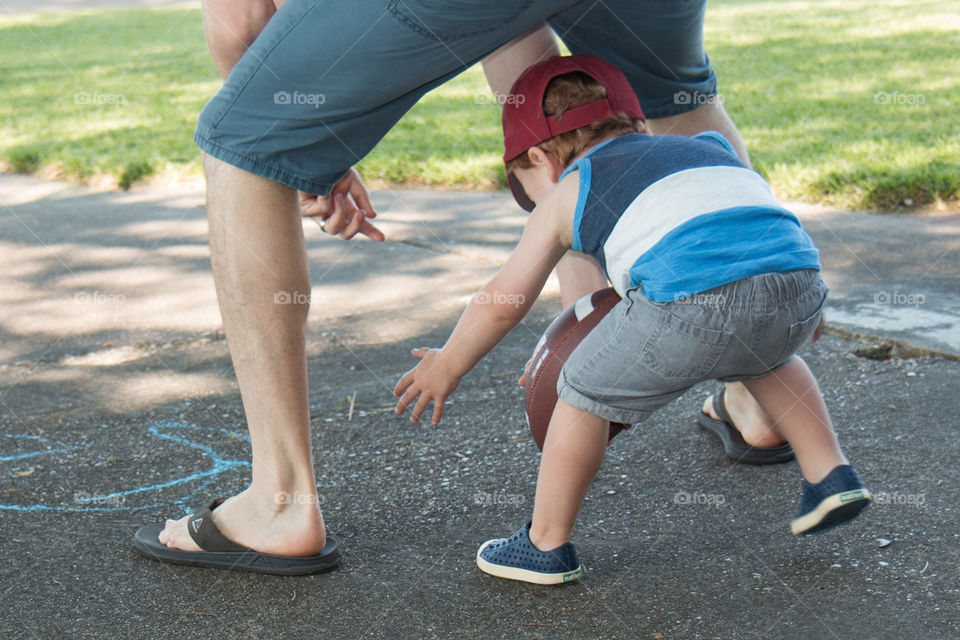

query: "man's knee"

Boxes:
[203, 0, 276, 54]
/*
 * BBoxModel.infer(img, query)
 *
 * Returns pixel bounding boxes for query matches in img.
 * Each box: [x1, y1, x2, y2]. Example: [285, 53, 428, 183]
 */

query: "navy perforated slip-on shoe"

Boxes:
[791, 465, 872, 535]
[476, 521, 582, 585]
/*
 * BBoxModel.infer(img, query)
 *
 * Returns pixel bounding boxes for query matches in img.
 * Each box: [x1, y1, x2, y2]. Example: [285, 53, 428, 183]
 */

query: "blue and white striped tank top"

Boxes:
[559, 132, 820, 302]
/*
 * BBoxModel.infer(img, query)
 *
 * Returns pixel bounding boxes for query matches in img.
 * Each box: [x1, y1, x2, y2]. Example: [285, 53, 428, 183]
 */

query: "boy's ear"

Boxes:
[528, 146, 563, 181]
[527, 146, 550, 167]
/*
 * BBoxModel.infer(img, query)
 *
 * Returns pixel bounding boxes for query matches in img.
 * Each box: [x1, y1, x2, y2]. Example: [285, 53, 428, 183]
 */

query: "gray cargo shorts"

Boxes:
[557, 269, 829, 425]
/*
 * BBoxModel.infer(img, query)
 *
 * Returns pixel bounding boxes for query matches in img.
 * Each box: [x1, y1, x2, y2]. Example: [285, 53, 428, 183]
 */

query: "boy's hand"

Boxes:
[394, 348, 461, 426]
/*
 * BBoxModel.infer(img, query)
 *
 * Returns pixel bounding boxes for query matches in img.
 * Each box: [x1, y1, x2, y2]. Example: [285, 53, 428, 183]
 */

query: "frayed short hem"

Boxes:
[194, 131, 343, 195]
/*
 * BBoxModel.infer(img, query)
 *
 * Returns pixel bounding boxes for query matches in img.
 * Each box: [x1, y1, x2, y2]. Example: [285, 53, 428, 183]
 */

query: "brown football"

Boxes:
[524, 287, 631, 451]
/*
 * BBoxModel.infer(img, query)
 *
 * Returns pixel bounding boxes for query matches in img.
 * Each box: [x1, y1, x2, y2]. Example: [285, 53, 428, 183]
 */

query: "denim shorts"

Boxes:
[557, 269, 829, 425]
[194, 0, 717, 194]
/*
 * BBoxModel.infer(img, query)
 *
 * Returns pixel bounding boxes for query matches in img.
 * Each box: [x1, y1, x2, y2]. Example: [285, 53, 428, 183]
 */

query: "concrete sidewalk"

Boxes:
[1, 174, 957, 361]
[1, 174, 958, 639]
[373, 188, 960, 358]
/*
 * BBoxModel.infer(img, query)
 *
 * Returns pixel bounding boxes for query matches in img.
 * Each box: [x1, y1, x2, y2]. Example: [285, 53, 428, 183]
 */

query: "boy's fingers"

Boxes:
[519, 355, 534, 387]
[431, 401, 444, 426]
[397, 384, 421, 415]
[411, 348, 428, 359]
[394, 392, 412, 416]
[410, 394, 432, 423]
[393, 371, 411, 397]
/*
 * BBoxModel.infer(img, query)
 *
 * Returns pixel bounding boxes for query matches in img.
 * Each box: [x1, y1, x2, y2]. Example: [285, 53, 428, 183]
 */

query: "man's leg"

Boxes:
[482, 24, 560, 100]
[645, 98, 750, 166]
[157, 1, 584, 553]
[553, 252, 609, 307]
[158, 156, 327, 556]
[201, 0, 284, 79]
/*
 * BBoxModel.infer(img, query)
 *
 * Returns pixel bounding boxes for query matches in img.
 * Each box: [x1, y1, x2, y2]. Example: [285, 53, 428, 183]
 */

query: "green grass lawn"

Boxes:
[0, 0, 957, 210]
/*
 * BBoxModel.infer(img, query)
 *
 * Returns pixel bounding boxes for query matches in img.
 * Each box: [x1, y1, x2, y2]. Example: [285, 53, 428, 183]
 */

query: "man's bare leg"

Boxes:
[645, 98, 750, 167]
[202, 0, 284, 79]
[482, 24, 560, 100]
[158, 156, 327, 556]
[554, 252, 608, 308]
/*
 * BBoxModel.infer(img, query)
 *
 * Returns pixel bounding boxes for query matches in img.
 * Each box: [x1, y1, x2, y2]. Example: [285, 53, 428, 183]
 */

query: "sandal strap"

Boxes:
[186, 498, 250, 552]
[712, 388, 733, 425]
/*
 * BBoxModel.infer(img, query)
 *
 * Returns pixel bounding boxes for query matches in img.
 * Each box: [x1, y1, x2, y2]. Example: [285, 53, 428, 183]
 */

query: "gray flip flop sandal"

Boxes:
[697, 388, 795, 465]
[133, 498, 341, 576]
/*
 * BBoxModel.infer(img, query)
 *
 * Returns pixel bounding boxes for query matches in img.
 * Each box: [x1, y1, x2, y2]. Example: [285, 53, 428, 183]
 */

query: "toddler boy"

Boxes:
[394, 55, 871, 584]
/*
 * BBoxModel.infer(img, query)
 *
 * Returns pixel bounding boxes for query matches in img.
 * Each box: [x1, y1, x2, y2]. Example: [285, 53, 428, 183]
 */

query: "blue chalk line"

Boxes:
[0, 421, 250, 513]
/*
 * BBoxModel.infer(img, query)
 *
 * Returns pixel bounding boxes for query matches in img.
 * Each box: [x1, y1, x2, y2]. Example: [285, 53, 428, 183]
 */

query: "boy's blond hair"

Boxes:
[506, 71, 647, 176]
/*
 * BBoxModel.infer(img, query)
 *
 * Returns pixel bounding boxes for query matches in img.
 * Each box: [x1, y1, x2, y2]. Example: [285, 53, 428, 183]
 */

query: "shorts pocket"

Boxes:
[772, 305, 823, 366]
[387, 0, 536, 41]
[640, 307, 732, 380]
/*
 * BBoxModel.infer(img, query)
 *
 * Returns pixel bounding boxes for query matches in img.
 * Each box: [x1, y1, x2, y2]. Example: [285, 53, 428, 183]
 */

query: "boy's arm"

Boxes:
[394, 175, 578, 425]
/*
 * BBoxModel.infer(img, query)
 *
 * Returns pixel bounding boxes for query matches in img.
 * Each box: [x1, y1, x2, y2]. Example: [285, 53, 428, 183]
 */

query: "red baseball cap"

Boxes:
[502, 55, 645, 211]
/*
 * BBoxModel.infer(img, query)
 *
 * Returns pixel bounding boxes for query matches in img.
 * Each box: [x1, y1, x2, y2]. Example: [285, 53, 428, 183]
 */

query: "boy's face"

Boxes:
[511, 147, 563, 207]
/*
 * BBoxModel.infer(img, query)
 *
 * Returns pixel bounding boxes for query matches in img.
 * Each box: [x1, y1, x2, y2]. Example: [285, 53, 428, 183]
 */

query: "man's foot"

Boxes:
[156, 487, 328, 557]
[791, 465, 871, 535]
[703, 383, 786, 448]
[134, 492, 340, 575]
[699, 387, 795, 464]
[476, 521, 582, 585]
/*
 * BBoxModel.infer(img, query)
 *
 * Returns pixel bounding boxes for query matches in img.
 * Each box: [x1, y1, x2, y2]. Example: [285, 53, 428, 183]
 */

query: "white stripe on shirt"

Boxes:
[602, 166, 785, 296]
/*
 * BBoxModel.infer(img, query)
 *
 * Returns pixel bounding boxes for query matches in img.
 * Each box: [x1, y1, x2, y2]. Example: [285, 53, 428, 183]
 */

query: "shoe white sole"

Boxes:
[475, 540, 583, 585]
[791, 488, 872, 535]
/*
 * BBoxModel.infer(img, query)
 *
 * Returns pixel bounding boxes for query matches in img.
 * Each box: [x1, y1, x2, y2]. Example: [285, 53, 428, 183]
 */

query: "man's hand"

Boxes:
[394, 348, 462, 426]
[299, 168, 385, 242]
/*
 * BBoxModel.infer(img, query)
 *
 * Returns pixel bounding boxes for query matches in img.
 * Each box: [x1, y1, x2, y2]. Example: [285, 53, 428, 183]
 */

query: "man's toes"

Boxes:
[164, 527, 201, 551]
[159, 516, 201, 551]
[158, 518, 177, 544]
[168, 532, 202, 552]
[702, 395, 718, 420]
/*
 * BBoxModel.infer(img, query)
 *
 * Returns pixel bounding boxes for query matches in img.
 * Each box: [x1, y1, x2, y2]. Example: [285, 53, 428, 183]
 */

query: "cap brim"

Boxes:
[507, 172, 536, 212]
